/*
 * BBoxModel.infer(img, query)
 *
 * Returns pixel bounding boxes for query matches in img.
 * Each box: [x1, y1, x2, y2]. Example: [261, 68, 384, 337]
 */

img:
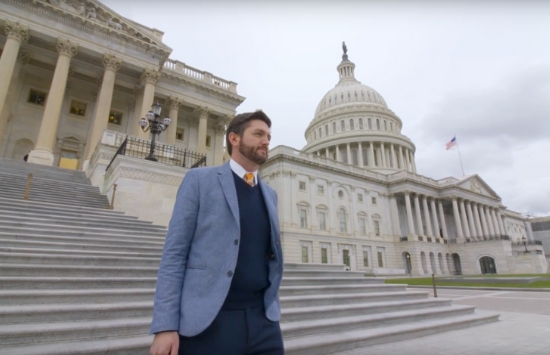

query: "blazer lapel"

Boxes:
[218, 162, 240, 228]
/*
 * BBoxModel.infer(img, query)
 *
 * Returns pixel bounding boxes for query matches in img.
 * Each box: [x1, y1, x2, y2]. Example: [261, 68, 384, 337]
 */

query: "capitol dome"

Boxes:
[303, 43, 417, 174]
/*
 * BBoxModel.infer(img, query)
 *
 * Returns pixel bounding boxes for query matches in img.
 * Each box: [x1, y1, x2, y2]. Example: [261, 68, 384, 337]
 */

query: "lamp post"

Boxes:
[521, 236, 529, 254]
[406, 253, 412, 276]
[139, 102, 171, 161]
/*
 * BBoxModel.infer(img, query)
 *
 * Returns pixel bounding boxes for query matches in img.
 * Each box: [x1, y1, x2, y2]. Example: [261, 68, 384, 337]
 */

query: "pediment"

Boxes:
[457, 175, 500, 199]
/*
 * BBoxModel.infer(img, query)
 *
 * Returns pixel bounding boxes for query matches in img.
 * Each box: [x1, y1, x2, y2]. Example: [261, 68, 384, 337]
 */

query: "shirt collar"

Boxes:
[229, 159, 258, 183]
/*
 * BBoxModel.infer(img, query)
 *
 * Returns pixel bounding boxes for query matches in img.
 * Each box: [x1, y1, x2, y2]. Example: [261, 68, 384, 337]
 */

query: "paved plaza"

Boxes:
[332, 288, 550, 355]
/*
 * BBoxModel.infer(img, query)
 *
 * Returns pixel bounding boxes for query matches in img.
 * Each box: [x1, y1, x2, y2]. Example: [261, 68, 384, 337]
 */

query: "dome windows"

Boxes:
[376, 119, 380, 130]
[350, 119, 354, 130]
[325, 125, 329, 136]
[340, 120, 345, 131]
[332, 122, 336, 133]
[368, 118, 372, 129]
[318, 127, 322, 138]
[384, 120, 388, 131]
[359, 118, 364, 129]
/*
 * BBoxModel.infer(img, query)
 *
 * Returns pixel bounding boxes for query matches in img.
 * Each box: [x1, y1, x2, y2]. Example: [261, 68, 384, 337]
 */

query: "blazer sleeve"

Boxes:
[150, 170, 200, 334]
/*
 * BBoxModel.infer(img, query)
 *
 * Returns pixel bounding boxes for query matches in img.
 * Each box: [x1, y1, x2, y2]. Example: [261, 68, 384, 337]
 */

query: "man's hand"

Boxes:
[150, 331, 179, 355]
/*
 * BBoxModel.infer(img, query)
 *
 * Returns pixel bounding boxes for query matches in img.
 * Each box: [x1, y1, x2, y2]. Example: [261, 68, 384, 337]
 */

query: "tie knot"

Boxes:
[244, 172, 255, 187]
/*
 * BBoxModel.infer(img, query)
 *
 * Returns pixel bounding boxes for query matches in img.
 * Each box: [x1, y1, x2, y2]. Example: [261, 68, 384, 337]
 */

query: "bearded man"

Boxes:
[150, 110, 284, 355]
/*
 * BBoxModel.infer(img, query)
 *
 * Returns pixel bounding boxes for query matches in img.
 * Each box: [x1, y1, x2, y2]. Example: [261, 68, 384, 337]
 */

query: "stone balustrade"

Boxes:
[163, 58, 237, 93]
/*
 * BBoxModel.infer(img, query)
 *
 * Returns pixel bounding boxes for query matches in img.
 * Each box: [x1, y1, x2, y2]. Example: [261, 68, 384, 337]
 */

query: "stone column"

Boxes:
[430, 198, 440, 238]
[404, 191, 416, 237]
[28, 39, 78, 165]
[414, 194, 424, 236]
[358, 142, 364, 167]
[380, 143, 387, 167]
[84, 54, 122, 161]
[410, 151, 417, 173]
[369, 142, 375, 167]
[398, 146, 404, 170]
[131, 86, 144, 136]
[325, 147, 329, 158]
[478, 204, 489, 238]
[196, 106, 210, 155]
[472, 203, 483, 238]
[136, 68, 160, 139]
[0, 21, 29, 142]
[459, 199, 471, 239]
[336, 145, 340, 162]
[466, 201, 477, 240]
[497, 210, 506, 237]
[389, 194, 401, 236]
[390, 144, 396, 168]
[451, 197, 464, 242]
[422, 196, 433, 237]
[490, 208, 501, 236]
[485, 206, 495, 236]
[165, 96, 181, 145]
[406, 149, 412, 172]
[346, 143, 351, 165]
[438, 200, 449, 239]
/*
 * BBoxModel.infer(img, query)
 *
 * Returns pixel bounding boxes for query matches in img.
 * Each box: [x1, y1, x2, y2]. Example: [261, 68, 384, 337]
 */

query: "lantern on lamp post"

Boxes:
[139, 102, 171, 161]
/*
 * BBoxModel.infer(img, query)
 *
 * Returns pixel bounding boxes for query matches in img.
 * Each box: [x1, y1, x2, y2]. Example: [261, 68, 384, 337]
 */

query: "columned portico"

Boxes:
[165, 96, 182, 145]
[466, 201, 477, 240]
[438, 200, 449, 240]
[490, 208, 501, 235]
[28, 38, 78, 166]
[414, 194, 424, 237]
[136, 68, 160, 140]
[421, 196, 433, 237]
[84, 54, 122, 161]
[404, 191, 416, 237]
[0, 21, 29, 143]
[478, 204, 489, 238]
[451, 197, 464, 242]
[430, 198, 440, 238]
[196, 106, 210, 155]
[473, 202, 483, 238]
[485, 206, 496, 236]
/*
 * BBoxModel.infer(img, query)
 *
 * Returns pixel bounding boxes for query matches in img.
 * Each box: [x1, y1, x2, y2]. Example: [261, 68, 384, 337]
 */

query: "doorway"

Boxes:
[479, 256, 497, 274]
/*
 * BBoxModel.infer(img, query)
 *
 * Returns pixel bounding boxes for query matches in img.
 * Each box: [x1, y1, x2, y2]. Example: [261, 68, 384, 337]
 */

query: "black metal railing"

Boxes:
[465, 235, 511, 243]
[514, 240, 543, 246]
[106, 136, 207, 171]
[400, 236, 408, 242]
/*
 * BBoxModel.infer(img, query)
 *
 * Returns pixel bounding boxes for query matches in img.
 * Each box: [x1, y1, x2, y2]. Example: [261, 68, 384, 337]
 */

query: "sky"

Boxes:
[102, 0, 550, 216]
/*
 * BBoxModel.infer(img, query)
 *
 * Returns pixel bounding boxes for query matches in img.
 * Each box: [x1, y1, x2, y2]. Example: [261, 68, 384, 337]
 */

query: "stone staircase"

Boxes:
[0, 158, 498, 355]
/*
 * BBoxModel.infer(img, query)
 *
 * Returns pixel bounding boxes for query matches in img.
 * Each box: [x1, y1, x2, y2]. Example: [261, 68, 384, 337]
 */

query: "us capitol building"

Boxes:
[0, 0, 547, 276]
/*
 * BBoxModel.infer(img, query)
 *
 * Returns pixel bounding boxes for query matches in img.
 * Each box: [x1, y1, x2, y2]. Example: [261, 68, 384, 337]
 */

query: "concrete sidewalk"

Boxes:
[331, 288, 550, 355]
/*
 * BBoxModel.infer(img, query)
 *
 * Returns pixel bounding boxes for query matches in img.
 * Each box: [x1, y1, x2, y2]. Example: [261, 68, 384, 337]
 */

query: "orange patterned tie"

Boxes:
[244, 172, 255, 187]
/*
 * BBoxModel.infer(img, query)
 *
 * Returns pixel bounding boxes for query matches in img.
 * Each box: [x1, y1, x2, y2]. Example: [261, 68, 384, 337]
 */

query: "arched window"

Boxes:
[350, 119, 354, 130]
[384, 120, 388, 131]
[313, 131, 317, 140]
[368, 118, 372, 129]
[376, 119, 380, 130]
[352, 150, 358, 166]
[338, 208, 347, 232]
[390, 122, 394, 131]
[359, 118, 364, 129]
[318, 127, 322, 138]
[332, 122, 336, 133]
[325, 125, 329, 136]
[341, 120, 345, 131]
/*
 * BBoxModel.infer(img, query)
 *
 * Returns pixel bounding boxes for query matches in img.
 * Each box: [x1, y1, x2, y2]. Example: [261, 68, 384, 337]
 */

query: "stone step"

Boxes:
[0, 317, 151, 346]
[282, 277, 384, 286]
[0, 264, 159, 278]
[279, 284, 407, 297]
[0, 186, 108, 202]
[0, 223, 166, 237]
[0, 252, 161, 267]
[0, 277, 157, 290]
[0, 196, 126, 215]
[0, 302, 152, 324]
[282, 270, 369, 278]
[281, 305, 476, 338]
[0, 229, 165, 245]
[0, 178, 102, 194]
[0, 246, 162, 259]
[0, 334, 152, 355]
[0, 210, 158, 227]
[284, 263, 346, 271]
[284, 312, 500, 355]
[0, 289, 155, 306]
[281, 298, 452, 322]
[0, 192, 108, 208]
[280, 291, 428, 308]
[0, 238, 164, 254]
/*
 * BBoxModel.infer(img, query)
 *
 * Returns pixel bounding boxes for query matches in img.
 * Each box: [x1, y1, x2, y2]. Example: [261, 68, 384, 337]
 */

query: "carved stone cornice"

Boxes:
[103, 54, 122, 72]
[56, 38, 78, 58]
[5, 20, 29, 43]
[195, 106, 210, 119]
[140, 68, 160, 86]
[165, 96, 182, 111]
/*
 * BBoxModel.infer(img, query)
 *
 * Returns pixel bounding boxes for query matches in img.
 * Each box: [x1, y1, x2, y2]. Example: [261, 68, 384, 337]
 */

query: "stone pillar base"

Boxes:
[28, 148, 54, 166]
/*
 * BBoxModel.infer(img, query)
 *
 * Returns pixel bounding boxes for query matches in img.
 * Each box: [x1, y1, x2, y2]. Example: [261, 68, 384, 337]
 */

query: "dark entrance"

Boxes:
[403, 252, 412, 274]
[452, 253, 462, 275]
[479, 256, 497, 274]
[343, 250, 351, 267]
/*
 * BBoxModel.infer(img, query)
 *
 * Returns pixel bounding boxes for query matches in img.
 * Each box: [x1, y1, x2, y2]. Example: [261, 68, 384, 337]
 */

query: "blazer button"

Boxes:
[234, 239, 239, 245]
[227, 270, 233, 277]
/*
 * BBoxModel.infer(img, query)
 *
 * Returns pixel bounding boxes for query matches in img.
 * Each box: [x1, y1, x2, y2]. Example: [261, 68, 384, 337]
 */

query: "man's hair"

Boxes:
[226, 110, 271, 156]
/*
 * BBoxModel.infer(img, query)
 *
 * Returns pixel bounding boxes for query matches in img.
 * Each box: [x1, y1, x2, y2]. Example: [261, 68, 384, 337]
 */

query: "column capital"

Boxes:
[140, 68, 160, 85]
[195, 106, 210, 119]
[102, 54, 122, 72]
[56, 38, 79, 58]
[403, 190, 411, 196]
[5, 21, 29, 43]
[165, 96, 182, 110]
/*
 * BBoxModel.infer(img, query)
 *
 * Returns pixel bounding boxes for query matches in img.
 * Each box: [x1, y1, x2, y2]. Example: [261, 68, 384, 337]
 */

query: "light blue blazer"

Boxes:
[150, 162, 283, 336]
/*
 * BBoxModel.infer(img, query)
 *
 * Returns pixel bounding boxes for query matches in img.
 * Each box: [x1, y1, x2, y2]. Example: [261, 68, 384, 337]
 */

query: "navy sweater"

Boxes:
[221, 172, 271, 309]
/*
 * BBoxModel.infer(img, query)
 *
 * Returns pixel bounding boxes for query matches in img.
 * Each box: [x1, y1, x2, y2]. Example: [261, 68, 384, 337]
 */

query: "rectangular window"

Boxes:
[206, 135, 211, 148]
[358, 194, 363, 202]
[176, 128, 185, 141]
[371, 197, 377, 205]
[108, 110, 123, 125]
[300, 209, 307, 228]
[374, 220, 380, 236]
[378, 251, 384, 267]
[318, 211, 326, 230]
[363, 251, 369, 267]
[299, 181, 306, 191]
[69, 100, 87, 116]
[301, 246, 309, 263]
[343, 249, 350, 267]
[28, 89, 47, 105]
[359, 218, 366, 235]
[321, 248, 328, 264]
[317, 185, 324, 194]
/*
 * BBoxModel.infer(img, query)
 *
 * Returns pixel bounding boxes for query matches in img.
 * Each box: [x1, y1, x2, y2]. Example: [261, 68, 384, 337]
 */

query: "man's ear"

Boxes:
[228, 132, 240, 147]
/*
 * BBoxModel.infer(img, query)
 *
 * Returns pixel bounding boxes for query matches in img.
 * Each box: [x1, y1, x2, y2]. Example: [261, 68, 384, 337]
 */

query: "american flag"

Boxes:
[445, 136, 457, 150]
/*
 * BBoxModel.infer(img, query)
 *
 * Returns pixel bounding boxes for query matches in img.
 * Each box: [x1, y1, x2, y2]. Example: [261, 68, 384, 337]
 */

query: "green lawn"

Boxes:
[385, 276, 550, 289]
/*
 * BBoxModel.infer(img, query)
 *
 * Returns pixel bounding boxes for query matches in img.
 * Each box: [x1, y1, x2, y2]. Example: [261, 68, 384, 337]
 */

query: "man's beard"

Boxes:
[238, 141, 268, 165]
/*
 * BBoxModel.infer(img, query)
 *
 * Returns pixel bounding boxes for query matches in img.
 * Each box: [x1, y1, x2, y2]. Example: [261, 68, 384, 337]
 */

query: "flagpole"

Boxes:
[455, 134, 465, 176]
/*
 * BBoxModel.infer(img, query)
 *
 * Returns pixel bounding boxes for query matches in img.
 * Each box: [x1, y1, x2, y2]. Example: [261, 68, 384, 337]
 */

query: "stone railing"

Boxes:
[163, 59, 238, 93]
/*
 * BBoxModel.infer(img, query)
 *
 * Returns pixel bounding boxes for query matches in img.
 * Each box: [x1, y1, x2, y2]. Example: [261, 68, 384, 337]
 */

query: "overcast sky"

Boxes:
[102, 0, 550, 216]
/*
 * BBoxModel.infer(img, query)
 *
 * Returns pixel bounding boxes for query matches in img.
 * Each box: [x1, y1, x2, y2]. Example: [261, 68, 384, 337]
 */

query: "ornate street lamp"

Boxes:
[139, 102, 171, 161]
[521, 236, 529, 254]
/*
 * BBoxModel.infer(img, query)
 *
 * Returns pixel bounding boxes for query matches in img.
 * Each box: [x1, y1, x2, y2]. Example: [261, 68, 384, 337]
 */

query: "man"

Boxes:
[150, 110, 284, 355]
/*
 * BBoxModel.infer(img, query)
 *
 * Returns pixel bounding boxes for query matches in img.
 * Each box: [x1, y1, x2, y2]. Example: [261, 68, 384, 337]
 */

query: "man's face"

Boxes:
[237, 120, 271, 165]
